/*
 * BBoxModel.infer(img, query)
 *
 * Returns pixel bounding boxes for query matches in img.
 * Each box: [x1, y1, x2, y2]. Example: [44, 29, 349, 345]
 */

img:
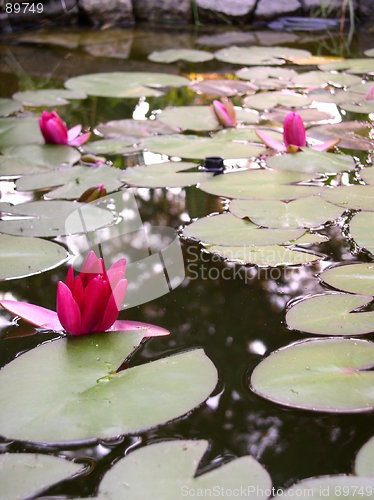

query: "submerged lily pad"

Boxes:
[144, 134, 265, 160]
[0, 234, 68, 280]
[199, 170, 321, 200]
[12, 89, 87, 107]
[0, 117, 43, 148]
[266, 149, 355, 175]
[355, 436, 374, 476]
[96, 118, 177, 140]
[286, 293, 374, 336]
[121, 162, 212, 188]
[281, 476, 374, 498]
[0, 98, 22, 117]
[215, 46, 311, 66]
[65, 72, 189, 98]
[320, 263, 374, 295]
[0, 454, 83, 500]
[322, 186, 374, 211]
[251, 338, 374, 412]
[0, 333, 217, 442]
[307, 121, 374, 151]
[350, 212, 374, 254]
[230, 196, 343, 229]
[208, 244, 321, 267]
[244, 91, 311, 111]
[148, 49, 214, 63]
[0, 200, 114, 237]
[97, 440, 272, 500]
[183, 213, 304, 246]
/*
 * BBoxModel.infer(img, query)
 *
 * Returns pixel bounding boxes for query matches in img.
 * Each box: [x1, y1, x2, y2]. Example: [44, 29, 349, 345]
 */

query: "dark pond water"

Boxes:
[0, 24, 374, 497]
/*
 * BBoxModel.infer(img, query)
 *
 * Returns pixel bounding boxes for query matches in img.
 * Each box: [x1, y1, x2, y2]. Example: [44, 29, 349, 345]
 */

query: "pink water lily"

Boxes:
[39, 110, 91, 147]
[211, 98, 237, 128]
[0, 251, 169, 338]
[256, 111, 339, 153]
[365, 85, 374, 101]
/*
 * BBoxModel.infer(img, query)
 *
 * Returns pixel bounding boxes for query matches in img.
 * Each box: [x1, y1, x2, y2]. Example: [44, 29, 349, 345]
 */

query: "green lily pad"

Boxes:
[16, 165, 123, 200]
[0, 117, 43, 148]
[281, 476, 374, 498]
[208, 244, 321, 267]
[350, 211, 374, 254]
[148, 49, 214, 63]
[322, 186, 374, 211]
[237, 66, 298, 89]
[0, 454, 83, 500]
[143, 134, 265, 160]
[183, 213, 304, 246]
[251, 338, 374, 412]
[97, 440, 272, 500]
[320, 59, 374, 75]
[263, 107, 334, 124]
[244, 91, 311, 111]
[0, 144, 80, 177]
[0, 200, 114, 237]
[65, 72, 189, 98]
[293, 70, 361, 88]
[189, 79, 256, 97]
[0, 234, 68, 280]
[360, 168, 374, 184]
[84, 139, 140, 155]
[307, 121, 374, 151]
[12, 89, 87, 107]
[0, 333, 217, 442]
[320, 263, 374, 295]
[293, 232, 329, 244]
[214, 127, 283, 143]
[286, 293, 374, 336]
[340, 101, 374, 114]
[215, 46, 311, 66]
[266, 149, 355, 175]
[199, 170, 322, 200]
[121, 162, 212, 188]
[0, 98, 22, 117]
[355, 436, 374, 476]
[230, 196, 344, 229]
[96, 118, 177, 140]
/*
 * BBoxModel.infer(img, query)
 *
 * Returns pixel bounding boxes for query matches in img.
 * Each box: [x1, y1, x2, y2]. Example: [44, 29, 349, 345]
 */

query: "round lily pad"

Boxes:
[350, 211, 374, 254]
[237, 66, 298, 89]
[0, 234, 68, 280]
[0, 333, 217, 442]
[65, 72, 189, 98]
[12, 88, 87, 107]
[281, 476, 374, 498]
[96, 118, 177, 140]
[286, 293, 374, 336]
[189, 79, 256, 97]
[320, 59, 374, 75]
[84, 139, 140, 155]
[0, 98, 22, 117]
[0, 117, 43, 148]
[0, 454, 83, 500]
[148, 49, 214, 63]
[121, 162, 212, 188]
[322, 186, 374, 211]
[230, 197, 344, 229]
[183, 213, 304, 246]
[215, 46, 311, 66]
[158, 106, 219, 132]
[263, 107, 334, 124]
[355, 436, 374, 476]
[307, 122, 374, 151]
[341, 102, 374, 114]
[320, 263, 374, 295]
[244, 91, 311, 111]
[293, 70, 361, 88]
[360, 168, 374, 185]
[98, 440, 272, 500]
[251, 338, 374, 412]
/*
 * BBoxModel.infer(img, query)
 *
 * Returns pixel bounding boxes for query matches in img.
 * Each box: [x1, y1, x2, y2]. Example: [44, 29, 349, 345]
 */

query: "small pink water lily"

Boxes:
[39, 110, 91, 146]
[211, 98, 237, 128]
[256, 111, 339, 153]
[0, 251, 169, 338]
[365, 85, 374, 101]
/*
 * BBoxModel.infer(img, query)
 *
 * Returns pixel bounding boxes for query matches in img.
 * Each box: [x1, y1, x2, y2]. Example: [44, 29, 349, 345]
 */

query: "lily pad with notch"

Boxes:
[320, 263, 374, 295]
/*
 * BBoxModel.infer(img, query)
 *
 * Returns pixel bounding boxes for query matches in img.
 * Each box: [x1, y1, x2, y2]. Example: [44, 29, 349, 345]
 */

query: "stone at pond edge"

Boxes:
[79, 0, 134, 25]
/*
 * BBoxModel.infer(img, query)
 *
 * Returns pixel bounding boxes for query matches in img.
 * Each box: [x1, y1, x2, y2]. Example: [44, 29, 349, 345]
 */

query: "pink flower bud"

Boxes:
[283, 112, 306, 148]
[211, 98, 237, 128]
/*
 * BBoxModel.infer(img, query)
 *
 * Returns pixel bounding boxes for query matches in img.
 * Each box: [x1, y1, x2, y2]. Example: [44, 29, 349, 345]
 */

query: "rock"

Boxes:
[132, 0, 192, 23]
[255, 0, 302, 20]
[359, 0, 374, 17]
[196, 0, 257, 20]
[79, 0, 134, 26]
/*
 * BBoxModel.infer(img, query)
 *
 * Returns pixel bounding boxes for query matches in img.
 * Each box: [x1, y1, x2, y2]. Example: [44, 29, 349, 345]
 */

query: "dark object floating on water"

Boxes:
[268, 17, 343, 32]
[203, 156, 224, 175]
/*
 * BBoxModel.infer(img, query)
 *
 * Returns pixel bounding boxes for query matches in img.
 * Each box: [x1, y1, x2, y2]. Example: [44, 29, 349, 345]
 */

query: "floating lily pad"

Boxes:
[293, 232, 329, 244]
[215, 127, 283, 144]
[199, 170, 321, 200]
[244, 91, 311, 111]
[251, 338, 374, 412]
[293, 70, 361, 88]
[12, 89, 87, 107]
[266, 149, 355, 175]
[121, 162, 212, 188]
[322, 186, 374, 211]
[230, 196, 343, 229]
[0, 200, 114, 237]
[97, 440, 272, 500]
[16, 165, 123, 200]
[340, 101, 374, 114]
[183, 213, 304, 246]
[360, 168, 374, 184]
[0, 144, 80, 177]
[0, 454, 83, 500]
[215, 46, 311, 66]
[350, 212, 374, 254]
[307, 122, 374, 151]
[281, 476, 374, 498]
[286, 293, 374, 336]
[355, 436, 374, 476]
[320, 263, 374, 295]
[320, 59, 374, 75]
[0, 98, 22, 117]
[84, 139, 140, 155]
[237, 66, 298, 89]
[148, 49, 214, 63]
[65, 72, 189, 98]
[190, 79, 256, 96]
[96, 118, 177, 140]
[143, 134, 265, 160]
[0, 234, 68, 280]
[0, 117, 43, 148]
[0, 333, 217, 442]
[208, 244, 321, 267]
[263, 107, 334, 124]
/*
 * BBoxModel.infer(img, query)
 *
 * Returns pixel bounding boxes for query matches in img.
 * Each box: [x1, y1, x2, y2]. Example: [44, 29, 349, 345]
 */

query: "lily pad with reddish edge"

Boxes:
[96, 118, 178, 140]
[307, 121, 374, 151]
[263, 107, 334, 125]
[190, 79, 256, 97]
[244, 91, 312, 111]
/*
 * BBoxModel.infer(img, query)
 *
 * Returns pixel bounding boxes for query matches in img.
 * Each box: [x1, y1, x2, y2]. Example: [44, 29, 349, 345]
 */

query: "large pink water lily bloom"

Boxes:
[0, 251, 169, 338]
[256, 111, 339, 153]
[211, 98, 237, 128]
[39, 110, 91, 146]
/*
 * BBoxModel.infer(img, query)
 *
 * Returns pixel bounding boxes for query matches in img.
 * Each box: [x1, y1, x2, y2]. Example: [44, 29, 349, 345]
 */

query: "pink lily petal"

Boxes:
[0, 300, 63, 331]
[311, 138, 340, 151]
[212, 100, 234, 128]
[44, 117, 68, 145]
[65, 266, 74, 292]
[255, 130, 286, 152]
[69, 131, 91, 147]
[56, 282, 82, 335]
[109, 320, 170, 337]
[107, 258, 127, 289]
[96, 279, 127, 332]
[72, 275, 84, 309]
[80, 278, 109, 333]
[67, 124, 82, 143]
